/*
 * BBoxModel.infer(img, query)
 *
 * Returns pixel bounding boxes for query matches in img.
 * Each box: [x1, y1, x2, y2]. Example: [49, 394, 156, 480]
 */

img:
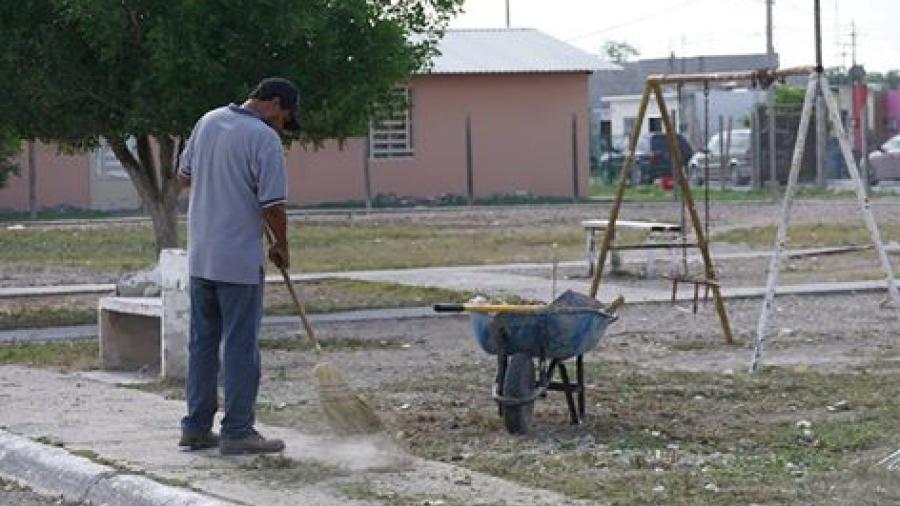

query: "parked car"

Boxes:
[688, 128, 753, 186]
[868, 134, 900, 185]
[633, 133, 693, 185]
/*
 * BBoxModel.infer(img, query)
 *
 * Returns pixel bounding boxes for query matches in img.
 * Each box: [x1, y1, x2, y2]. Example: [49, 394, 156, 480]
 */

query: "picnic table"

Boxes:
[581, 219, 694, 277]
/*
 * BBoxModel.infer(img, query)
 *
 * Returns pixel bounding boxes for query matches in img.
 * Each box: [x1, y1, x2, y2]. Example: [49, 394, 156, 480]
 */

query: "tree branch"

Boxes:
[135, 135, 158, 190]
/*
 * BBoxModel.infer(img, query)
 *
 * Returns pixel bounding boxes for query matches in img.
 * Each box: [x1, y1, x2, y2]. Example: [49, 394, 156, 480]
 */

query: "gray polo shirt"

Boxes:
[179, 104, 287, 285]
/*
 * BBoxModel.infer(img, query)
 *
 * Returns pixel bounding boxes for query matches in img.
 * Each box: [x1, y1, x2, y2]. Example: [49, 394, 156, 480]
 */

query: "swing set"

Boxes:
[590, 66, 814, 345]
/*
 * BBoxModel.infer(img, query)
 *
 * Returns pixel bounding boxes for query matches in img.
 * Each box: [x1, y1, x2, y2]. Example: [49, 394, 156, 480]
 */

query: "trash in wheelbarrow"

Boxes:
[470, 290, 618, 360]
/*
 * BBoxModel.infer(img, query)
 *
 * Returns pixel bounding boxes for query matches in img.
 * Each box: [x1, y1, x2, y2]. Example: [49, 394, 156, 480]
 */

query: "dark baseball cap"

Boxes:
[250, 77, 301, 133]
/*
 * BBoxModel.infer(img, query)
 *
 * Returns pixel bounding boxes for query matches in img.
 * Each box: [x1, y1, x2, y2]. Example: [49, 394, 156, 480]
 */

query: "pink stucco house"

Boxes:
[0, 29, 614, 212]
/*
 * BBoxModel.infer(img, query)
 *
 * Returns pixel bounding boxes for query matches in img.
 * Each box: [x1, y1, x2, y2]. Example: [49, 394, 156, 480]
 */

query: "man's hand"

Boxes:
[267, 242, 290, 270]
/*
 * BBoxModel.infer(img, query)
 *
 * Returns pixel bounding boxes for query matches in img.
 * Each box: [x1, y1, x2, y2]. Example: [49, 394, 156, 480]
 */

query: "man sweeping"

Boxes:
[176, 77, 300, 455]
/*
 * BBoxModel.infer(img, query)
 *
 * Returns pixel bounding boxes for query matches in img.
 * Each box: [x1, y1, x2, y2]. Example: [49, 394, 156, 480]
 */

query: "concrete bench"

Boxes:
[582, 219, 692, 277]
[98, 249, 189, 379]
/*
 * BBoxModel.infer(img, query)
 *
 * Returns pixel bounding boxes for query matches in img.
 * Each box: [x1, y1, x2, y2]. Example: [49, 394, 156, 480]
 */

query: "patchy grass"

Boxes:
[337, 480, 506, 506]
[0, 279, 476, 330]
[260, 335, 412, 352]
[591, 183, 776, 202]
[266, 279, 477, 315]
[590, 182, 874, 203]
[713, 221, 900, 248]
[363, 361, 900, 505]
[0, 306, 96, 331]
[0, 225, 169, 271]
[0, 208, 121, 222]
[0, 222, 584, 273]
[239, 455, 348, 486]
[0, 340, 97, 370]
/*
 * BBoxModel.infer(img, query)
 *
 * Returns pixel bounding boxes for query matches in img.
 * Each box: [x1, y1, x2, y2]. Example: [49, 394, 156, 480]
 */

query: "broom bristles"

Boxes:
[314, 362, 384, 436]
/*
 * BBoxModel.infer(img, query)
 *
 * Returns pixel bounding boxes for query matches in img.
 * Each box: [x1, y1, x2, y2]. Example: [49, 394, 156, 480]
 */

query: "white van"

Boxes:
[688, 129, 753, 185]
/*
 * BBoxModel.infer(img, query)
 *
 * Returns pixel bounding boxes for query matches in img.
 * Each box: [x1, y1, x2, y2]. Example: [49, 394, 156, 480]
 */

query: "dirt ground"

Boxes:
[251, 291, 900, 414]
[6, 201, 900, 504]
[224, 290, 899, 505]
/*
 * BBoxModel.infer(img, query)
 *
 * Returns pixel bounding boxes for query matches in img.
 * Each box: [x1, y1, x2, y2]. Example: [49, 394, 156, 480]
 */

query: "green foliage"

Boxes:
[0, 0, 463, 144]
[775, 85, 806, 107]
[602, 40, 640, 64]
[826, 67, 900, 89]
[865, 70, 900, 89]
[0, 0, 462, 249]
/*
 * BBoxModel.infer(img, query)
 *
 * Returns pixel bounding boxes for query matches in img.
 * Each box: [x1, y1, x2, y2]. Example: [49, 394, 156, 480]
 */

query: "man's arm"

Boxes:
[263, 204, 289, 269]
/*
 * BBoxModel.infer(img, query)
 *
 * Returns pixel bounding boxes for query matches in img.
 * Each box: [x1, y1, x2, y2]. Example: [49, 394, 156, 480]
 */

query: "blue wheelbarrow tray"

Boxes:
[470, 290, 617, 360]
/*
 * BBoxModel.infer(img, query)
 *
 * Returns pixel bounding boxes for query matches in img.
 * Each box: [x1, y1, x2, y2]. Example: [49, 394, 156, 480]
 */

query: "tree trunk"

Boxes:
[107, 134, 181, 253]
[148, 197, 178, 250]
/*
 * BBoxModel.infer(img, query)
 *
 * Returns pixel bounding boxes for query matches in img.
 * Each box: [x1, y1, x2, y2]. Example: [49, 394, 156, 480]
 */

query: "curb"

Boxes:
[0, 430, 237, 506]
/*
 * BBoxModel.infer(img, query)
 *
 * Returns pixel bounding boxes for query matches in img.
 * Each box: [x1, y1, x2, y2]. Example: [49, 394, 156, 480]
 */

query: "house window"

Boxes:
[648, 117, 662, 133]
[369, 86, 414, 158]
[92, 137, 136, 180]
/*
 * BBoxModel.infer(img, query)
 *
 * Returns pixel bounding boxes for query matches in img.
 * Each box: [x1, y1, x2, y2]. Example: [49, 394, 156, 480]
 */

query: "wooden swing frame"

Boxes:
[589, 66, 814, 345]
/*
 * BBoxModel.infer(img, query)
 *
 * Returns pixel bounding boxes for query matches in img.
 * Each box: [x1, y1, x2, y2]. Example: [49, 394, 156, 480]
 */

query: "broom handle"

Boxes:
[264, 226, 322, 353]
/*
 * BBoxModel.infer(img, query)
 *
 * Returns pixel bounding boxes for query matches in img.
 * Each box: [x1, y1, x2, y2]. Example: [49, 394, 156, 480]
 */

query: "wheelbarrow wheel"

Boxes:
[502, 353, 536, 435]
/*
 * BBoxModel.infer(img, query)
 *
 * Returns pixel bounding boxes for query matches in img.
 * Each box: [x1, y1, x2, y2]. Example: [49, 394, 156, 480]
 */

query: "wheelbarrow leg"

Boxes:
[495, 352, 508, 417]
[576, 354, 586, 420]
[553, 361, 581, 425]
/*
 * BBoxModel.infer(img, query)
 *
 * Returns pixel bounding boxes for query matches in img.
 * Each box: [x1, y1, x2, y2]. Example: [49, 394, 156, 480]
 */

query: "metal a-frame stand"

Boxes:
[590, 67, 814, 345]
[749, 70, 900, 372]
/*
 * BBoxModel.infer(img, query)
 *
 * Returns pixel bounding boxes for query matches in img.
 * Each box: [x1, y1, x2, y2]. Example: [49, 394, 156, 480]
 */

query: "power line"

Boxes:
[565, 0, 705, 42]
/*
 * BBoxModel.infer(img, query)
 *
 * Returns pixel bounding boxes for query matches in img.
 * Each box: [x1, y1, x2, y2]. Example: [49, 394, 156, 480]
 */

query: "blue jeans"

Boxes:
[181, 275, 263, 438]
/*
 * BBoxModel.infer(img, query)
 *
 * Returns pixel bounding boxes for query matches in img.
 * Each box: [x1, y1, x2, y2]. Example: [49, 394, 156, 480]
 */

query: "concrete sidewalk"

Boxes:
[0, 366, 591, 506]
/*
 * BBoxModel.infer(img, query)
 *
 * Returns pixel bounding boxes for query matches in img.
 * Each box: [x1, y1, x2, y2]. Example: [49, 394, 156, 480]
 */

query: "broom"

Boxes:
[265, 227, 384, 436]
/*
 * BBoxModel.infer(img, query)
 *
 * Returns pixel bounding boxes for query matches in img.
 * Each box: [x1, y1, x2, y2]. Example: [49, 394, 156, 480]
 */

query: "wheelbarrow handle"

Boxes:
[433, 303, 547, 314]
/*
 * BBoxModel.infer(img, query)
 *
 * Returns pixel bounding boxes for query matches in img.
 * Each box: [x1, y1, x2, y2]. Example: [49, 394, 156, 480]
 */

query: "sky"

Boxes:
[449, 0, 899, 72]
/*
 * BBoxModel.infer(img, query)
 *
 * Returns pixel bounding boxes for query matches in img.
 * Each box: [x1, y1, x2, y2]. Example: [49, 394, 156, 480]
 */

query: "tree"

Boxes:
[0, 0, 462, 250]
[602, 40, 640, 64]
[827, 67, 900, 89]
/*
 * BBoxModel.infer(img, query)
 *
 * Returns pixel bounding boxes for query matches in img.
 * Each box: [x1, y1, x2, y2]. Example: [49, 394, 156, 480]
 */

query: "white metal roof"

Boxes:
[424, 28, 619, 75]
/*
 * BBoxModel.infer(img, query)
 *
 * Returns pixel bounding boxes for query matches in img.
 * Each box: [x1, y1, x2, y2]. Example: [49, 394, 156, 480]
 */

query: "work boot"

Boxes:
[220, 429, 285, 455]
[178, 430, 220, 450]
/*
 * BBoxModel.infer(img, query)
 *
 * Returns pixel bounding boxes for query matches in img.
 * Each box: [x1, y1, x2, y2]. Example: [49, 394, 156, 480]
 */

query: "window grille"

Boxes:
[369, 86, 414, 158]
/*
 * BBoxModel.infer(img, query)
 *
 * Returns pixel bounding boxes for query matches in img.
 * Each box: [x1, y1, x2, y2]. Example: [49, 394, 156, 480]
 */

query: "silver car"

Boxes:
[688, 129, 753, 186]
[868, 134, 900, 184]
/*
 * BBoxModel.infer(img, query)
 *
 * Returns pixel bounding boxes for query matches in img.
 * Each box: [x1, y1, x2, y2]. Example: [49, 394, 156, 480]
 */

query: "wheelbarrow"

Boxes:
[434, 290, 621, 434]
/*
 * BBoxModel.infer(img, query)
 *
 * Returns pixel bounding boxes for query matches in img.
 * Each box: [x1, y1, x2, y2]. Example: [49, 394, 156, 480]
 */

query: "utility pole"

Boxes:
[766, 0, 777, 190]
[505, 0, 510, 28]
[815, 0, 827, 187]
[847, 21, 870, 194]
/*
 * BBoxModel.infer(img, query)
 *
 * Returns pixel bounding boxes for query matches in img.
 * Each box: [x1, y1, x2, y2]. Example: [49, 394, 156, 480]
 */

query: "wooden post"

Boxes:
[752, 108, 762, 189]
[363, 135, 373, 209]
[572, 113, 579, 201]
[652, 83, 733, 344]
[466, 115, 474, 205]
[750, 74, 817, 372]
[718, 115, 726, 190]
[724, 115, 733, 187]
[589, 83, 654, 299]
